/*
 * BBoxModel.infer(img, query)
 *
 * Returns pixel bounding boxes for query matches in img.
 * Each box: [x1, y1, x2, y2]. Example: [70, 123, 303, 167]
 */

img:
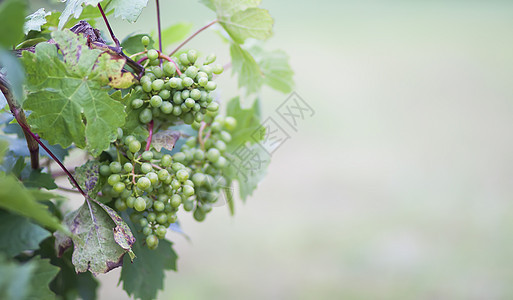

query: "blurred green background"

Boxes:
[32, 0, 513, 299]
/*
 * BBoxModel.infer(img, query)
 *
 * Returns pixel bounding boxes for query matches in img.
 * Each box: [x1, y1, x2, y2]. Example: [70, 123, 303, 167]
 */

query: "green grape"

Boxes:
[150, 95, 163, 108]
[207, 102, 219, 112]
[160, 101, 173, 114]
[183, 199, 194, 211]
[163, 62, 176, 76]
[200, 65, 213, 76]
[173, 92, 184, 105]
[171, 179, 181, 190]
[131, 98, 144, 109]
[156, 212, 168, 224]
[139, 108, 153, 124]
[205, 53, 216, 65]
[150, 59, 160, 66]
[193, 103, 201, 112]
[137, 177, 151, 190]
[191, 121, 201, 130]
[146, 172, 159, 185]
[152, 79, 165, 91]
[179, 53, 190, 65]
[194, 149, 205, 161]
[200, 203, 213, 213]
[224, 116, 237, 131]
[151, 66, 164, 78]
[110, 161, 122, 173]
[153, 201, 165, 212]
[113, 182, 125, 193]
[212, 64, 224, 74]
[161, 154, 172, 167]
[142, 226, 153, 236]
[184, 179, 194, 187]
[139, 217, 149, 228]
[207, 148, 220, 163]
[214, 140, 227, 152]
[100, 165, 111, 176]
[141, 163, 153, 174]
[167, 213, 178, 223]
[190, 89, 201, 100]
[187, 49, 198, 63]
[215, 156, 227, 168]
[159, 89, 171, 100]
[142, 81, 152, 92]
[183, 112, 194, 124]
[148, 49, 159, 61]
[134, 197, 147, 212]
[126, 196, 136, 208]
[181, 90, 190, 100]
[168, 77, 182, 89]
[115, 198, 127, 211]
[185, 66, 198, 78]
[146, 235, 159, 249]
[183, 77, 194, 87]
[193, 208, 206, 222]
[185, 98, 195, 108]
[192, 173, 206, 187]
[108, 174, 121, 186]
[183, 185, 195, 197]
[140, 75, 152, 83]
[176, 169, 189, 182]
[156, 225, 167, 238]
[129, 140, 141, 153]
[205, 81, 217, 91]
[197, 77, 208, 87]
[172, 106, 182, 116]
[141, 36, 150, 47]
[142, 150, 154, 161]
[158, 169, 170, 181]
[125, 135, 136, 144]
[170, 194, 181, 208]
[185, 137, 196, 147]
[220, 131, 232, 143]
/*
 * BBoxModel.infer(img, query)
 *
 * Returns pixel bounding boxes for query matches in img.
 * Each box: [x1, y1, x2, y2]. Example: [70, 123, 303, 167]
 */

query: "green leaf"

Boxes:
[26, 257, 59, 300]
[225, 97, 262, 151]
[229, 43, 262, 94]
[204, 0, 261, 17]
[73, 160, 103, 198]
[0, 210, 50, 257]
[246, 40, 294, 93]
[220, 8, 273, 44]
[24, 8, 49, 34]
[224, 143, 270, 200]
[104, 0, 149, 23]
[58, 0, 102, 29]
[0, 0, 26, 48]
[151, 130, 180, 152]
[120, 221, 177, 300]
[55, 199, 135, 275]
[0, 173, 64, 232]
[23, 169, 58, 190]
[0, 254, 35, 300]
[159, 22, 193, 50]
[21, 30, 127, 156]
[121, 34, 154, 55]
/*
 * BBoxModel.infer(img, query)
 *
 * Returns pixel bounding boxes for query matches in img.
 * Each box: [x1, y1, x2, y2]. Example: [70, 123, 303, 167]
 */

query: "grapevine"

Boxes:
[0, 0, 293, 299]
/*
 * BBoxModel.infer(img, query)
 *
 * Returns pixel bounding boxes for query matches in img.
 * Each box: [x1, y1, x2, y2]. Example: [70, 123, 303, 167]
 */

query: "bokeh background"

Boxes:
[31, 0, 513, 299]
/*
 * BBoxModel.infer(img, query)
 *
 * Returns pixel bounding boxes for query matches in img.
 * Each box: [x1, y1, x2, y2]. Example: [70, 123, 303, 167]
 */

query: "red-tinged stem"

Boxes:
[155, 0, 162, 64]
[146, 120, 154, 151]
[169, 20, 218, 56]
[138, 52, 183, 76]
[198, 121, 207, 150]
[98, 3, 120, 47]
[137, 56, 148, 65]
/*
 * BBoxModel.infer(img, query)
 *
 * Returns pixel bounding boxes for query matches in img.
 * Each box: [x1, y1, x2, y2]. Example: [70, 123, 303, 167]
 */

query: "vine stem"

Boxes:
[138, 52, 183, 76]
[198, 121, 207, 150]
[169, 20, 218, 56]
[97, 3, 120, 47]
[155, 0, 162, 64]
[146, 120, 154, 151]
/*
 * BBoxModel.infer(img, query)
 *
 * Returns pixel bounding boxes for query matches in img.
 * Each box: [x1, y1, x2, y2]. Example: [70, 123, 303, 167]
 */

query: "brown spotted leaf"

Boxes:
[151, 130, 181, 152]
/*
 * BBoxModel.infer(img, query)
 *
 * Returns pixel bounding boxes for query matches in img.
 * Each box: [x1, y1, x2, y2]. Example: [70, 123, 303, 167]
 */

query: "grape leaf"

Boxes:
[23, 169, 58, 190]
[73, 160, 103, 198]
[24, 8, 49, 34]
[0, 173, 64, 232]
[120, 219, 177, 300]
[151, 130, 180, 152]
[21, 30, 127, 156]
[104, 0, 149, 23]
[246, 40, 294, 93]
[229, 43, 262, 94]
[121, 34, 154, 55]
[220, 8, 273, 44]
[58, 0, 102, 29]
[26, 257, 59, 300]
[202, 0, 260, 17]
[0, 0, 26, 48]
[225, 97, 262, 152]
[54, 198, 134, 275]
[0, 210, 50, 257]
[0, 254, 35, 300]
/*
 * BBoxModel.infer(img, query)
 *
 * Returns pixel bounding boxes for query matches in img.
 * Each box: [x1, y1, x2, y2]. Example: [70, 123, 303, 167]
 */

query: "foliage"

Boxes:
[0, 0, 293, 299]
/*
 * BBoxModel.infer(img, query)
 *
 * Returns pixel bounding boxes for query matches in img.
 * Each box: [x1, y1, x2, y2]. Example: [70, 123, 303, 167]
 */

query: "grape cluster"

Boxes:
[99, 117, 237, 250]
[132, 38, 224, 126]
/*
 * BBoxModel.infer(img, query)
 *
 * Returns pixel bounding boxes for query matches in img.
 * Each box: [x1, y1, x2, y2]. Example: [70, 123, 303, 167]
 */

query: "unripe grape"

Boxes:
[146, 172, 159, 185]
[147, 49, 159, 61]
[180, 89, 190, 100]
[156, 225, 167, 238]
[183, 77, 194, 87]
[184, 179, 194, 187]
[193, 208, 206, 222]
[146, 212, 156, 222]
[110, 161, 122, 173]
[161, 154, 172, 167]
[173, 152, 186, 163]
[183, 112, 194, 124]
[220, 131, 232, 143]
[160, 101, 173, 114]
[185, 66, 198, 78]
[115, 198, 127, 211]
[108, 174, 121, 186]
[212, 64, 223, 74]
[156, 212, 168, 224]
[171, 179, 181, 190]
[187, 49, 198, 63]
[139, 217, 149, 228]
[150, 95, 163, 108]
[215, 156, 227, 168]
[146, 235, 159, 249]
[194, 149, 205, 161]
[183, 185, 195, 197]
[170, 194, 181, 208]
[214, 140, 227, 152]
[163, 62, 176, 76]
[131, 98, 144, 109]
[142, 150, 154, 161]
[113, 182, 125, 193]
[193, 103, 201, 112]
[224, 116, 237, 130]
[185, 98, 195, 108]
[153, 201, 165, 212]
[172, 105, 182, 116]
[207, 102, 219, 112]
[173, 92, 184, 105]
[100, 165, 111, 176]
[152, 79, 165, 91]
[157, 169, 170, 181]
[141, 36, 150, 46]
[205, 81, 217, 91]
[152, 66, 164, 78]
[142, 226, 153, 236]
[134, 197, 147, 211]
[205, 53, 216, 65]
[179, 53, 190, 65]
[137, 177, 151, 190]
[200, 203, 213, 213]
[183, 200, 194, 211]
[126, 196, 136, 208]
[207, 148, 221, 163]
[197, 77, 208, 87]
[142, 81, 152, 92]
[141, 162, 153, 174]
[200, 65, 213, 76]
[139, 108, 153, 124]
[159, 89, 171, 100]
[192, 173, 206, 187]
[176, 169, 189, 182]
[167, 213, 177, 223]
[172, 162, 185, 171]
[189, 89, 201, 101]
